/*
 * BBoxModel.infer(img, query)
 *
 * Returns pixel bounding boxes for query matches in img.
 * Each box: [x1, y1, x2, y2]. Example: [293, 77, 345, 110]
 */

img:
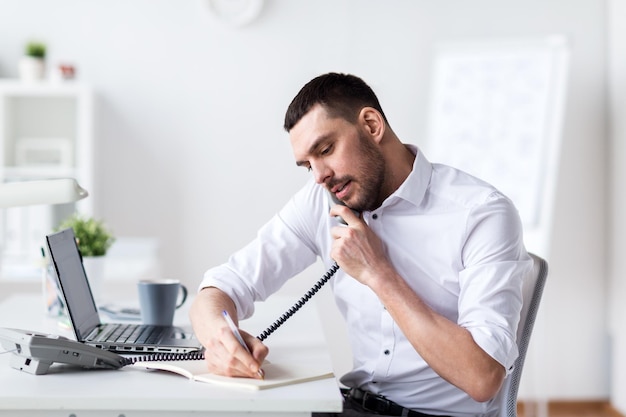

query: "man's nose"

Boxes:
[311, 161, 332, 185]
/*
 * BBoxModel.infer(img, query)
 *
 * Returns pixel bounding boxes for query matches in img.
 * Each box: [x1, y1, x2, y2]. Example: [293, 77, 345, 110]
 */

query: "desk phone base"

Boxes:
[0, 328, 125, 374]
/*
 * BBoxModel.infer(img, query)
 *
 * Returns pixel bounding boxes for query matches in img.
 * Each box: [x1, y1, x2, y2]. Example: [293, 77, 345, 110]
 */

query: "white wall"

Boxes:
[608, 0, 626, 413]
[0, 0, 611, 403]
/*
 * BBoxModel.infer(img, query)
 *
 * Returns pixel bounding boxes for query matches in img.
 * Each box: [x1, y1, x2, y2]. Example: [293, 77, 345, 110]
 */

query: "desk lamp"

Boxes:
[0, 177, 88, 286]
[0, 178, 88, 208]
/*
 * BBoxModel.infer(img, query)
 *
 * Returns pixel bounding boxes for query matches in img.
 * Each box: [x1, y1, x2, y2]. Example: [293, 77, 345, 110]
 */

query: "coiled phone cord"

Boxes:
[121, 349, 205, 366]
[256, 261, 339, 342]
[124, 262, 340, 365]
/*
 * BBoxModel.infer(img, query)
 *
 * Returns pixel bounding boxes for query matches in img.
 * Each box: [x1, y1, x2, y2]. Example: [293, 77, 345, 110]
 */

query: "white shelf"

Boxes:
[0, 79, 94, 280]
[0, 79, 91, 97]
[1, 166, 79, 179]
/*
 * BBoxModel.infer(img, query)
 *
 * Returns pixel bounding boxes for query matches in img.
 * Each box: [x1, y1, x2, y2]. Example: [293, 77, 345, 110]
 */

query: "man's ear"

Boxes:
[359, 107, 385, 143]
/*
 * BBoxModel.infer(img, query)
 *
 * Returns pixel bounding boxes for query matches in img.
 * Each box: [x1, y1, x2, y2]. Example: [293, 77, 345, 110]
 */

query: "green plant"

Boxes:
[25, 41, 46, 59]
[56, 214, 115, 257]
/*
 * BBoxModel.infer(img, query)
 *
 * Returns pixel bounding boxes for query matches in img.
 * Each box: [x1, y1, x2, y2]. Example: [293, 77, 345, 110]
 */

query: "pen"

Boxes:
[222, 310, 264, 379]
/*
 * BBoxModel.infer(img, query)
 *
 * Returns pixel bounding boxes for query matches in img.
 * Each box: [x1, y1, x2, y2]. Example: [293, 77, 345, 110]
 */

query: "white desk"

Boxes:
[0, 293, 343, 416]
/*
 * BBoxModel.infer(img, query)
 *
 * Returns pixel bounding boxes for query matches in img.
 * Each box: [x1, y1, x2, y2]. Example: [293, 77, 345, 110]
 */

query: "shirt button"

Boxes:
[372, 213, 378, 220]
[384, 349, 390, 355]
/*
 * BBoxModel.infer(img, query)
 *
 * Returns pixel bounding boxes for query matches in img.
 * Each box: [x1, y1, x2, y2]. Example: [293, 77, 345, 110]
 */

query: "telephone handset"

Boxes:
[328, 190, 360, 225]
[0, 191, 359, 374]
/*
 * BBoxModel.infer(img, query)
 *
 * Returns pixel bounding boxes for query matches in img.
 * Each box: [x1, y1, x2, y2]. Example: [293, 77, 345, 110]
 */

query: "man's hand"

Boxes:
[329, 205, 393, 287]
[189, 287, 268, 378]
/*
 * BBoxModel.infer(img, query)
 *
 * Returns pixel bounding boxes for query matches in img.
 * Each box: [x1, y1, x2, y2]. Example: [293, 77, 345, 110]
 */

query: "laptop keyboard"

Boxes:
[94, 324, 166, 344]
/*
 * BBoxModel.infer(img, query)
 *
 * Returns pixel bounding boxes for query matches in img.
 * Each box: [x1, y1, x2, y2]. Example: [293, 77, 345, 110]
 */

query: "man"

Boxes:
[189, 72, 532, 417]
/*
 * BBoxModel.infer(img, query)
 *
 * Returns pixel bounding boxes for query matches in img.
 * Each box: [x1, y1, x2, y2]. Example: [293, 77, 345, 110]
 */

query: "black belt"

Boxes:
[343, 388, 449, 417]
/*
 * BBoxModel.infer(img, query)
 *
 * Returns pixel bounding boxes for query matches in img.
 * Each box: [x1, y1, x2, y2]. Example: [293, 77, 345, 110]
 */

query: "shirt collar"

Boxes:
[383, 144, 432, 209]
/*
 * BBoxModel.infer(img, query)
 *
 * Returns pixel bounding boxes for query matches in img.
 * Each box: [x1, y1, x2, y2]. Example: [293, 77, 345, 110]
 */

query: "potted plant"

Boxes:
[19, 41, 47, 81]
[57, 214, 115, 256]
[56, 214, 115, 303]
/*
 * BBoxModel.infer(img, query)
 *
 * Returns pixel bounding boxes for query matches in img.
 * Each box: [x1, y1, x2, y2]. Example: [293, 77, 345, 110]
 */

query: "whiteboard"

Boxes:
[425, 36, 569, 257]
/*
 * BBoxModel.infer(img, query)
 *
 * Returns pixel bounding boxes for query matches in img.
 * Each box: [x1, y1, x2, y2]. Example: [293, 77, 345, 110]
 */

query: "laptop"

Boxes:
[46, 228, 203, 354]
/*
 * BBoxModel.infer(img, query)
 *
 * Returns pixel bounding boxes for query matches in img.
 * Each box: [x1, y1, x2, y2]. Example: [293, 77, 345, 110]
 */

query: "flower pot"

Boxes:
[19, 56, 45, 81]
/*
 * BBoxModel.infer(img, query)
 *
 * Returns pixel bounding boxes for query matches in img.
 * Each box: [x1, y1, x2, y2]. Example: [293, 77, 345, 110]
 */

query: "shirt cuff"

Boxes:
[468, 326, 519, 375]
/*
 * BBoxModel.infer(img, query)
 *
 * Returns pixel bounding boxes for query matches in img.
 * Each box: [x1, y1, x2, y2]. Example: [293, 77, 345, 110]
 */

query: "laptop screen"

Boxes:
[46, 228, 100, 341]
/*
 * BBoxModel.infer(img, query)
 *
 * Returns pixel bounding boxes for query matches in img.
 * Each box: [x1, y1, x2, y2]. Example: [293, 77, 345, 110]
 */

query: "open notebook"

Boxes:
[130, 359, 334, 390]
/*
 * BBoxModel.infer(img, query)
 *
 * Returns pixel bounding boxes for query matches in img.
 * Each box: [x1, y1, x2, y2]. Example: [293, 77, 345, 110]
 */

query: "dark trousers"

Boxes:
[313, 388, 447, 417]
[312, 396, 397, 417]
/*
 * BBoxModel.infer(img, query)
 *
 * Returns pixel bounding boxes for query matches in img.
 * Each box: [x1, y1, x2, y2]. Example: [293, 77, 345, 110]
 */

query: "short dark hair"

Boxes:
[283, 72, 388, 132]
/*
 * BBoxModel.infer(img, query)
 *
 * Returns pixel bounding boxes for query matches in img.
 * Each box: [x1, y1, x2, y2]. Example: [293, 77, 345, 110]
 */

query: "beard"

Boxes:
[343, 133, 386, 212]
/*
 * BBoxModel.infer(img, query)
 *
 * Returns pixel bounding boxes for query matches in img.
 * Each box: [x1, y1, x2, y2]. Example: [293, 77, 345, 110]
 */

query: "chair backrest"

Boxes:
[497, 253, 548, 417]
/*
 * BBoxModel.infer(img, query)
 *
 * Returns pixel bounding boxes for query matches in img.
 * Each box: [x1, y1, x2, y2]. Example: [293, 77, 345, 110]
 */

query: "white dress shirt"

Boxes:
[200, 146, 532, 417]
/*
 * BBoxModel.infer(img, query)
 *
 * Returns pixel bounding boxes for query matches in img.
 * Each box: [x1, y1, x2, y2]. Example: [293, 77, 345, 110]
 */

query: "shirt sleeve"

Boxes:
[458, 191, 533, 373]
[198, 180, 324, 320]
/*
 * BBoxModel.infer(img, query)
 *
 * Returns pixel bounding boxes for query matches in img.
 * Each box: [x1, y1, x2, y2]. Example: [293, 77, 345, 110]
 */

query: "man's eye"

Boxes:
[321, 145, 332, 155]
[307, 166, 312, 172]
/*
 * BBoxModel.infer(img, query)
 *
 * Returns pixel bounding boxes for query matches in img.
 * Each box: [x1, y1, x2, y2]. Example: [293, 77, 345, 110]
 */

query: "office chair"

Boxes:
[497, 253, 549, 417]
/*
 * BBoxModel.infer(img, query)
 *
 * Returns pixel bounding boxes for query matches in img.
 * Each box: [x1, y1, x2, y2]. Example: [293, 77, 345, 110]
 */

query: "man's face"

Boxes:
[290, 104, 385, 212]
